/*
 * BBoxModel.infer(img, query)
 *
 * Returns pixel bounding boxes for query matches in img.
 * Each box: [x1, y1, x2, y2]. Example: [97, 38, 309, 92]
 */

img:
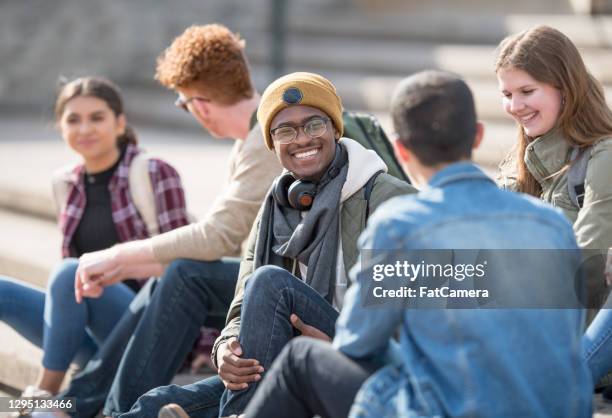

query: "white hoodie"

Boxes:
[299, 137, 388, 309]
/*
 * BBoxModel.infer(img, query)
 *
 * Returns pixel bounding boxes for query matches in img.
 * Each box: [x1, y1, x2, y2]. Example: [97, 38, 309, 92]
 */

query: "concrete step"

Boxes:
[0, 322, 211, 395]
[5, 2, 612, 113]
[350, 0, 572, 15]
[0, 324, 51, 394]
[287, 12, 612, 48]
[0, 211, 60, 287]
[246, 36, 612, 83]
[0, 208, 212, 393]
[324, 73, 612, 118]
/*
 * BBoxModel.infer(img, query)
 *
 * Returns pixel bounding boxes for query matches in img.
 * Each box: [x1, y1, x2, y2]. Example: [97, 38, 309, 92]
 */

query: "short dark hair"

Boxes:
[391, 70, 477, 166]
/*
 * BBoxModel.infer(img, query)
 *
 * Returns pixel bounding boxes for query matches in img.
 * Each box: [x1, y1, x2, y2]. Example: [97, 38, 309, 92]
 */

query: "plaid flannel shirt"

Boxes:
[59, 143, 189, 258]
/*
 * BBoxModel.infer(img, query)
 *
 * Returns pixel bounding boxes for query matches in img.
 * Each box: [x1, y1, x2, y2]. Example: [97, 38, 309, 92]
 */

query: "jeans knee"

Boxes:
[244, 265, 290, 300]
[0, 278, 27, 315]
[0, 277, 19, 299]
[47, 258, 79, 300]
[159, 259, 207, 296]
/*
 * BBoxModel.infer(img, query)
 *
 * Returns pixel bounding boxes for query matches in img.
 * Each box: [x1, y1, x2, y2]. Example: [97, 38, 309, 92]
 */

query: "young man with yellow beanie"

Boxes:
[213, 72, 413, 415]
[119, 72, 413, 418]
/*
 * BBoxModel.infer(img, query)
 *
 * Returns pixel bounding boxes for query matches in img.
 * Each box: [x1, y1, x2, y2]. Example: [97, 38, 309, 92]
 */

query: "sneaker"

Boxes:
[21, 386, 52, 398]
[12, 385, 53, 416]
[158, 404, 190, 418]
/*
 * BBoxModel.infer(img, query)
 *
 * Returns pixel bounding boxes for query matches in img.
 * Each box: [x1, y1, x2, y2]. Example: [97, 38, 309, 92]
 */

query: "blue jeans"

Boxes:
[0, 258, 134, 371]
[584, 305, 612, 384]
[124, 266, 339, 418]
[245, 337, 378, 418]
[219, 265, 339, 416]
[119, 376, 225, 418]
[58, 258, 239, 418]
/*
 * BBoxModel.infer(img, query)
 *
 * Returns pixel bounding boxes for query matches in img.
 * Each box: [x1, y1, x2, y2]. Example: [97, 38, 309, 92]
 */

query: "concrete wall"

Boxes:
[355, 0, 573, 13]
[0, 0, 270, 111]
[0, 0, 592, 114]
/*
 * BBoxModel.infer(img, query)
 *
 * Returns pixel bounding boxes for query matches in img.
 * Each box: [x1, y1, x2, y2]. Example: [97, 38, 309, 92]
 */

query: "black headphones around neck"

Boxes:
[272, 173, 317, 211]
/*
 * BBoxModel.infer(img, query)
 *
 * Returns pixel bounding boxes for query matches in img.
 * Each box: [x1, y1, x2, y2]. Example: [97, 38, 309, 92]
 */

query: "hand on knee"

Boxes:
[217, 337, 264, 391]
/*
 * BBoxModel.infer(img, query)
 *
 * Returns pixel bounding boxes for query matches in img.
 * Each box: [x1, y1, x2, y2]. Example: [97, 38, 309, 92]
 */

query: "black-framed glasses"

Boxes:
[174, 94, 210, 112]
[270, 117, 331, 144]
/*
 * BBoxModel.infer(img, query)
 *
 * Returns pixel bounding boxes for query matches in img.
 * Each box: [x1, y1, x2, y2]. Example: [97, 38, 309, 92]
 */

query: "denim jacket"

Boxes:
[334, 162, 592, 418]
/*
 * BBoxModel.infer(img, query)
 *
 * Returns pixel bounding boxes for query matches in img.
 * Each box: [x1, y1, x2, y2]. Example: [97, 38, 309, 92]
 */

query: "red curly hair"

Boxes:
[155, 24, 254, 105]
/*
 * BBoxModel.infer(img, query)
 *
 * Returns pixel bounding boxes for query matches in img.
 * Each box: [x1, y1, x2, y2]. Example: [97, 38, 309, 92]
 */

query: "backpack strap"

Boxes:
[128, 153, 160, 236]
[51, 164, 77, 217]
[354, 114, 377, 150]
[567, 146, 592, 209]
[364, 170, 384, 221]
[51, 155, 160, 236]
[352, 112, 409, 183]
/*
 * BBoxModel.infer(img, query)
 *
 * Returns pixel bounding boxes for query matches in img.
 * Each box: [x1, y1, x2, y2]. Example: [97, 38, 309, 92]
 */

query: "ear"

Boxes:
[334, 127, 340, 141]
[117, 114, 127, 136]
[192, 98, 210, 117]
[472, 121, 484, 150]
[393, 137, 411, 164]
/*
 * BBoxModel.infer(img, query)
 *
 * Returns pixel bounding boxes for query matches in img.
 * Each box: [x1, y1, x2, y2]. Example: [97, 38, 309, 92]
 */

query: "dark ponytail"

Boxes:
[118, 125, 138, 146]
[55, 76, 138, 146]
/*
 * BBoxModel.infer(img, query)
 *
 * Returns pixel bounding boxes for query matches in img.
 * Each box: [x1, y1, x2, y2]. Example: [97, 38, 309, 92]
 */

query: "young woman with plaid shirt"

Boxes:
[0, 77, 189, 397]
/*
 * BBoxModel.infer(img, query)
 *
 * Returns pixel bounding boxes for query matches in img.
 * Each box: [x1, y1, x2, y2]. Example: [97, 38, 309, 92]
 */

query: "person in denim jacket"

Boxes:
[241, 71, 592, 418]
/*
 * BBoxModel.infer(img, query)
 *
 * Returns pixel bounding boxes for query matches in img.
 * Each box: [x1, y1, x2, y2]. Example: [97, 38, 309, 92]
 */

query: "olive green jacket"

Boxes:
[211, 172, 414, 365]
[498, 129, 612, 251]
[499, 130, 612, 311]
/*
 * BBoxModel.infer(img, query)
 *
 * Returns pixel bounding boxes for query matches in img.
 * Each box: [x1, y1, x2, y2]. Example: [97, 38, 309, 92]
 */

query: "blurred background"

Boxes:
[1, 0, 612, 408]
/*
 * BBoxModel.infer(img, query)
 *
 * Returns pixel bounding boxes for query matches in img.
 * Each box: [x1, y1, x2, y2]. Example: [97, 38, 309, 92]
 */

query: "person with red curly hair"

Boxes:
[54, 24, 282, 418]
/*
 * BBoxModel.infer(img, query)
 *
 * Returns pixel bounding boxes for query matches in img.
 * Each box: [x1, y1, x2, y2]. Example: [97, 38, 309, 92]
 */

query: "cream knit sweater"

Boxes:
[150, 124, 282, 262]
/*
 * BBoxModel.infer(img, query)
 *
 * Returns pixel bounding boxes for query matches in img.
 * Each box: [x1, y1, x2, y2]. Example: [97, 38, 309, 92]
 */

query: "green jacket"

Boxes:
[498, 128, 612, 251]
[499, 129, 612, 311]
[212, 172, 415, 364]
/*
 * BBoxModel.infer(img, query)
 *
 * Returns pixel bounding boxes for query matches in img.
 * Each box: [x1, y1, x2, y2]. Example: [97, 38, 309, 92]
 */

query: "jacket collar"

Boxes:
[65, 143, 140, 188]
[339, 137, 387, 203]
[428, 162, 493, 189]
[524, 128, 572, 185]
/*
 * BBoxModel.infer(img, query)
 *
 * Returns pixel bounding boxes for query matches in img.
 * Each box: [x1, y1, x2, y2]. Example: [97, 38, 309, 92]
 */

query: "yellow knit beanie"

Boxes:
[258, 72, 344, 149]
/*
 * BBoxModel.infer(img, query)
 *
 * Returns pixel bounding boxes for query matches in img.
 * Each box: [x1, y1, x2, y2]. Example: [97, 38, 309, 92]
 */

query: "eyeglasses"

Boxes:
[270, 117, 331, 144]
[174, 94, 210, 112]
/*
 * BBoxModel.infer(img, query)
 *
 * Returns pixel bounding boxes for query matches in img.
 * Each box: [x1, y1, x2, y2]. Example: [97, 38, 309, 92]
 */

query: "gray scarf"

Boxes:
[254, 144, 349, 302]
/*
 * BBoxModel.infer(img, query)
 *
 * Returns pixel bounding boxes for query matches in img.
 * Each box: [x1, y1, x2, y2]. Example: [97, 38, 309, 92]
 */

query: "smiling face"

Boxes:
[497, 66, 563, 138]
[271, 105, 338, 181]
[59, 95, 124, 170]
